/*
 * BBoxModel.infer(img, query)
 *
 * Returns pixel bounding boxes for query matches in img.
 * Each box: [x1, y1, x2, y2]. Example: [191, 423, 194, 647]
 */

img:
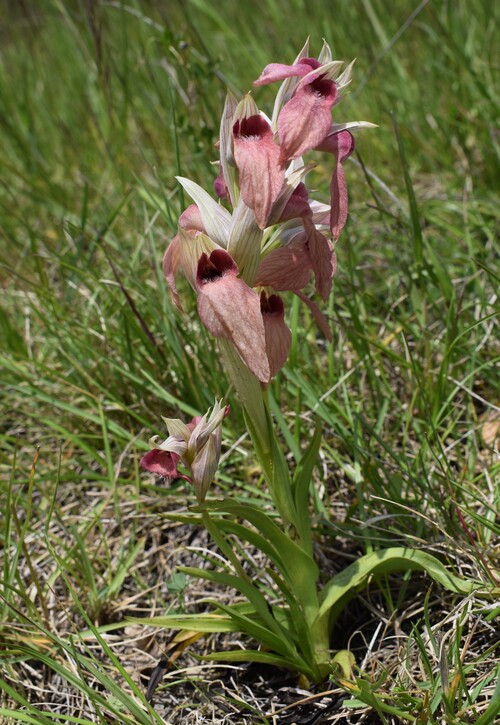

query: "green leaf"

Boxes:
[291, 417, 322, 549]
[197, 500, 319, 613]
[199, 648, 315, 676]
[177, 565, 298, 658]
[211, 600, 305, 666]
[392, 115, 423, 269]
[317, 547, 480, 631]
[196, 513, 294, 648]
[332, 649, 356, 679]
[127, 613, 241, 633]
[475, 666, 500, 725]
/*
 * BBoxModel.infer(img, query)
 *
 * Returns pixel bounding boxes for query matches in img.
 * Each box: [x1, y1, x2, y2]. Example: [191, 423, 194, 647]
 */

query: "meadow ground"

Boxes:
[0, 1, 499, 722]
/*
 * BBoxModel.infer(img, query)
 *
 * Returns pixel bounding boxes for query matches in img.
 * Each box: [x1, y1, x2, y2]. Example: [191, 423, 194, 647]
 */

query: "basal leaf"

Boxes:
[317, 547, 480, 632]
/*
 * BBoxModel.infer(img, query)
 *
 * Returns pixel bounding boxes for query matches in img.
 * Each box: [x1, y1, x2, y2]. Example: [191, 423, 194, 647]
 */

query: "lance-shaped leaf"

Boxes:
[260, 292, 291, 379]
[232, 95, 284, 229]
[196, 250, 271, 383]
[316, 547, 479, 634]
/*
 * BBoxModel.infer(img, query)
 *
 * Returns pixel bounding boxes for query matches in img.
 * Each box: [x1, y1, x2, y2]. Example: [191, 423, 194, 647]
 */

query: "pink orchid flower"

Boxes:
[140, 400, 229, 502]
[254, 57, 342, 161]
[232, 95, 284, 229]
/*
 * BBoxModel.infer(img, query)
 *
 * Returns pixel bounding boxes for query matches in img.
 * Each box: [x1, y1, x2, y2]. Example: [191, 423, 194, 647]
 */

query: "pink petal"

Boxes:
[196, 250, 270, 383]
[278, 71, 337, 160]
[140, 449, 186, 480]
[255, 244, 312, 292]
[254, 58, 320, 86]
[162, 234, 182, 309]
[233, 114, 284, 228]
[273, 182, 312, 224]
[260, 292, 291, 378]
[163, 205, 207, 309]
[317, 131, 355, 241]
[214, 167, 229, 200]
[179, 203, 206, 232]
[330, 163, 348, 241]
[315, 128, 355, 159]
[305, 222, 336, 300]
[294, 291, 333, 341]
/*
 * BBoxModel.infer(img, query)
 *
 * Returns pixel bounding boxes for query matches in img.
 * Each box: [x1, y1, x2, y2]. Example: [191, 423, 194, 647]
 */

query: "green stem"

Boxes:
[218, 341, 332, 678]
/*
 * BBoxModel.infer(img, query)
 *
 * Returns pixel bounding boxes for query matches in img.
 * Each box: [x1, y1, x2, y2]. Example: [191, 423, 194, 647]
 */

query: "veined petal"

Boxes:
[324, 121, 378, 137]
[190, 437, 219, 502]
[315, 127, 356, 157]
[227, 196, 264, 286]
[179, 203, 205, 231]
[310, 200, 332, 225]
[189, 401, 229, 453]
[233, 111, 284, 228]
[294, 290, 333, 341]
[305, 222, 336, 300]
[196, 250, 270, 383]
[317, 130, 355, 241]
[253, 57, 320, 86]
[189, 401, 229, 501]
[274, 182, 312, 223]
[278, 70, 338, 160]
[271, 38, 311, 128]
[218, 91, 239, 206]
[255, 244, 312, 291]
[162, 417, 192, 442]
[163, 205, 212, 307]
[154, 434, 188, 457]
[261, 292, 291, 378]
[140, 449, 185, 480]
[330, 162, 348, 241]
[176, 176, 231, 247]
[214, 168, 229, 200]
[178, 229, 220, 291]
[317, 39, 333, 65]
[267, 163, 316, 225]
[162, 233, 182, 308]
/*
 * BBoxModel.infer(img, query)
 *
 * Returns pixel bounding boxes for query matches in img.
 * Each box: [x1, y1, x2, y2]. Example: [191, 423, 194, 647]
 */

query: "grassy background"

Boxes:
[1, 0, 498, 722]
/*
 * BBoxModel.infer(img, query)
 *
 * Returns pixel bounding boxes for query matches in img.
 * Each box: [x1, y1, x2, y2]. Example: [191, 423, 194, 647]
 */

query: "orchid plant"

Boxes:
[139, 41, 476, 684]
